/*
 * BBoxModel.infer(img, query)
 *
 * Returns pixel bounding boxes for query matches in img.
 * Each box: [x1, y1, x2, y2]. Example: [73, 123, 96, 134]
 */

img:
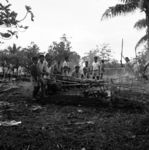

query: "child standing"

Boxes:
[100, 60, 105, 79]
[83, 61, 90, 79]
[62, 57, 70, 76]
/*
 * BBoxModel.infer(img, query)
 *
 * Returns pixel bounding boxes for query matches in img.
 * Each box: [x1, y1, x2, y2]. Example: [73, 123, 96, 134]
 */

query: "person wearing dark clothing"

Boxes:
[30, 56, 40, 100]
[72, 65, 81, 79]
[100, 60, 105, 79]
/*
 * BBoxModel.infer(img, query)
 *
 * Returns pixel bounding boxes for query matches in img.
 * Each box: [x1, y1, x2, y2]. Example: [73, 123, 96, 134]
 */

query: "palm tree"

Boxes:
[102, 0, 149, 54]
[6, 44, 22, 72]
[7, 43, 21, 55]
[134, 18, 147, 52]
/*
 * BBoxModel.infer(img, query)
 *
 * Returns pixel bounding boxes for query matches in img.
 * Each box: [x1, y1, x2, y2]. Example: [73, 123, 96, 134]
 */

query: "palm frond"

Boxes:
[120, 0, 139, 3]
[134, 18, 146, 30]
[101, 2, 138, 20]
[135, 34, 147, 51]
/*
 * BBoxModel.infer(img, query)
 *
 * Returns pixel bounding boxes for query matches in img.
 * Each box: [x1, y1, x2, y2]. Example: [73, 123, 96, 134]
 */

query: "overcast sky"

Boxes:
[0, 0, 146, 60]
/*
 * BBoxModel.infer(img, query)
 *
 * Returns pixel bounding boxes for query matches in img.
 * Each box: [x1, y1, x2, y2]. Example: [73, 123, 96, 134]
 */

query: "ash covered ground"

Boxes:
[0, 81, 149, 150]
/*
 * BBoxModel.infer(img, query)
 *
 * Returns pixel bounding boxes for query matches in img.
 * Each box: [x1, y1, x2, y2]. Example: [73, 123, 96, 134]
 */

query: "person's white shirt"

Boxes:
[14, 68, 17, 75]
[62, 60, 69, 68]
[38, 59, 48, 73]
[0, 66, 2, 73]
[18, 66, 22, 75]
[92, 61, 100, 71]
[4, 66, 8, 73]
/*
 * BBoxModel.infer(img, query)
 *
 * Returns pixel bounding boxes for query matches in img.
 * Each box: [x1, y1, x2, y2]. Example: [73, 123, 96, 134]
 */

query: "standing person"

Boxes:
[92, 56, 100, 80]
[43, 60, 53, 81]
[83, 61, 90, 79]
[0, 65, 3, 79]
[124, 57, 131, 72]
[30, 56, 40, 100]
[71, 65, 82, 79]
[14, 67, 17, 78]
[53, 61, 62, 75]
[38, 54, 48, 74]
[7, 64, 13, 81]
[3, 60, 8, 80]
[62, 56, 70, 76]
[100, 60, 105, 79]
[57, 61, 62, 74]
[18, 66, 22, 80]
[38, 54, 48, 98]
[133, 60, 141, 80]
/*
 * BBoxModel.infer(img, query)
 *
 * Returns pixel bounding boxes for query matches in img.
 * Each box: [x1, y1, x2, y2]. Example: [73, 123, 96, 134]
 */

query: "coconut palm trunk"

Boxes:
[146, 13, 149, 51]
[145, 0, 149, 51]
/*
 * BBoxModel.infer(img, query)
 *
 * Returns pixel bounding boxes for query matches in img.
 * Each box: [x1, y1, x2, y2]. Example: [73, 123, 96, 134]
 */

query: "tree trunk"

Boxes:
[146, 11, 149, 57]
[145, 0, 149, 51]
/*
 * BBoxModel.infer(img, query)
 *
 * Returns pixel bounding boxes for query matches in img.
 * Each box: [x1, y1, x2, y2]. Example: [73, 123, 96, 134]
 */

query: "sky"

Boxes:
[0, 0, 146, 60]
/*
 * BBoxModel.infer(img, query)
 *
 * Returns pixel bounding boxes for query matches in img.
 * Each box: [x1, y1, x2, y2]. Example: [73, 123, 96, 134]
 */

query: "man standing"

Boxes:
[72, 65, 81, 79]
[38, 54, 48, 98]
[92, 56, 100, 80]
[62, 56, 70, 76]
[31, 56, 40, 100]
[7, 64, 13, 81]
[100, 60, 105, 79]
[83, 61, 90, 79]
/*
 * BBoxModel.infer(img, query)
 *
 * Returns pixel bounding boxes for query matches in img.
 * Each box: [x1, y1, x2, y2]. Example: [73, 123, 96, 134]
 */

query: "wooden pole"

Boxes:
[120, 38, 123, 67]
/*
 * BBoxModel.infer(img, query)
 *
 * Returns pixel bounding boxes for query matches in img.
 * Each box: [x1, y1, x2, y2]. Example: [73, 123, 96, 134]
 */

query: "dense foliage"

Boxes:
[0, 42, 39, 72]
[0, 0, 34, 40]
[48, 34, 80, 68]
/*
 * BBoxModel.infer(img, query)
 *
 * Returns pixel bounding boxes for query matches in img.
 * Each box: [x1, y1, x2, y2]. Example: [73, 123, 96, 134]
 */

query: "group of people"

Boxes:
[54, 56, 105, 80]
[30, 54, 105, 100]
[63, 56, 105, 80]
[0, 61, 25, 81]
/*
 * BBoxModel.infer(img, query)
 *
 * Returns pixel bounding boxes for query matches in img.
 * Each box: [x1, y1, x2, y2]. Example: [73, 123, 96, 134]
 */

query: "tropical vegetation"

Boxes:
[102, 0, 149, 53]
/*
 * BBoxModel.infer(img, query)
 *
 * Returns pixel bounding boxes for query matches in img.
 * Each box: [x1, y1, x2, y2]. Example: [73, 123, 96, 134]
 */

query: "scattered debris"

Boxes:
[0, 85, 18, 94]
[77, 109, 83, 113]
[0, 120, 21, 126]
[131, 135, 136, 139]
[86, 121, 95, 125]
[0, 101, 14, 108]
[30, 105, 42, 111]
[106, 90, 111, 97]
[74, 121, 95, 125]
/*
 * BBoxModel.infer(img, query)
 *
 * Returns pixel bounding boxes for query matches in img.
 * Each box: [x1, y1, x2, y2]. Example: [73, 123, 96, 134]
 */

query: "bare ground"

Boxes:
[0, 81, 149, 150]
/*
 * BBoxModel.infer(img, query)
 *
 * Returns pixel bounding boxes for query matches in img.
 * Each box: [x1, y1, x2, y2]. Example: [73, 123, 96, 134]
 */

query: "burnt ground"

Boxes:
[0, 81, 149, 150]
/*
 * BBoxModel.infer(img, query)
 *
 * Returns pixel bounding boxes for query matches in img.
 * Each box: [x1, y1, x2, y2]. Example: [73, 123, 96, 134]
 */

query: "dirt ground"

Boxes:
[0, 81, 149, 150]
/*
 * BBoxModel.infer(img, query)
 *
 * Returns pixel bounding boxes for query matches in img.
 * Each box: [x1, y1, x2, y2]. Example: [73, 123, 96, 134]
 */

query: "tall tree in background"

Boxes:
[0, 0, 34, 40]
[48, 34, 80, 68]
[7, 43, 21, 54]
[0, 42, 39, 73]
[82, 44, 112, 65]
[102, 0, 149, 54]
[82, 48, 99, 66]
[99, 43, 112, 61]
[22, 42, 39, 71]
[4, 44, 21, 68]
